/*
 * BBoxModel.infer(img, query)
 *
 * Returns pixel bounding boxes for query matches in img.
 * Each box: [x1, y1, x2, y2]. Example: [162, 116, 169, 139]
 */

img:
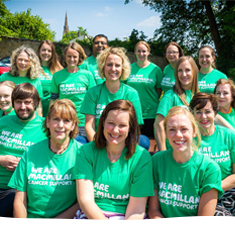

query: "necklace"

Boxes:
[49, 139, 69, 154]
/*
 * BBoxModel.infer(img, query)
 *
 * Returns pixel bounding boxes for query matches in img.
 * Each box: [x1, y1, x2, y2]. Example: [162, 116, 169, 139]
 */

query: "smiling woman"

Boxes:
[154, 56, 199, 151]
[8, 99, 81, 218]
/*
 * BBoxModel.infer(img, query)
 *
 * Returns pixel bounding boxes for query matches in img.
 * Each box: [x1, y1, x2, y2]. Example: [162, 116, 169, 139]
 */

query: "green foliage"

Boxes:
[125, 0, 235, 75]
[61, 31, 78, 44]
[0, 4, 55, 41]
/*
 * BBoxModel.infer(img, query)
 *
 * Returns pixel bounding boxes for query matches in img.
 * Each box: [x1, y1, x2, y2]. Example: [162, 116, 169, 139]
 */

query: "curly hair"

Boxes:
[97, 47, 131, 81]
[9, 45, 42, 79]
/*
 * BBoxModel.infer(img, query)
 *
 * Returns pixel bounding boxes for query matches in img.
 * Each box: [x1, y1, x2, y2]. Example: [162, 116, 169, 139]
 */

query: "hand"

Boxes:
[0, 155, 20, 171]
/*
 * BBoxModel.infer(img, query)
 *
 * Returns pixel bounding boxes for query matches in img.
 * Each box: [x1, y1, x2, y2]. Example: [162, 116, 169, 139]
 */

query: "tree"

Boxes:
[125, 0, 235, 74]
[0, 2, 55, 41]
[61, 31, 78, 44]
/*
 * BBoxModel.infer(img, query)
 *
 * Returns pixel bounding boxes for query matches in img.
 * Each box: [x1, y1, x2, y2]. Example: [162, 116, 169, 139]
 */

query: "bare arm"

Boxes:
[85, 114, 96, 142]
[0, 155, 20, 171]
[214, 114, 235, 130]
[125, 196, 148, 220]
[13, 190, 27, 218]
[76, 179, 108, 219]
[156, 88, 163, 98]
[154, 114, 166, 151]
[197, 188, 218, 216]
[221, 164, 235, 192]
[55, 203, 80, 219]
[148, 189, 165, 219]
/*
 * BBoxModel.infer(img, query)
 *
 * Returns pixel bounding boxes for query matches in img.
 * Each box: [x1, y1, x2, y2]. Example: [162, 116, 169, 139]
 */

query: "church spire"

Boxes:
[63, 12, 69, 36]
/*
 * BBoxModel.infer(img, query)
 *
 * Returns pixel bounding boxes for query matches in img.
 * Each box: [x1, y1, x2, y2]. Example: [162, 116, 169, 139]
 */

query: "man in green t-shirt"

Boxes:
[0, 83, 46, 217]
[87, 34, 109, 85]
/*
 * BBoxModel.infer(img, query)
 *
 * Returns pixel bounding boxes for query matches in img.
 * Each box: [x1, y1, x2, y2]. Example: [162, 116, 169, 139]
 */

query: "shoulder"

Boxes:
[152, 149, 172, 163]
[0, 114, 16, 126]
[121, 83, 138, 94]
[212, 69, 227, 78]
[53, 68, 67, 76]
[78, 69, 93, 77]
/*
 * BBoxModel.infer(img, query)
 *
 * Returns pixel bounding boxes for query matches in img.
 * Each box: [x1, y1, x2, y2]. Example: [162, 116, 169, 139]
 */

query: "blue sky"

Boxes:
[5, 0, 162, 42]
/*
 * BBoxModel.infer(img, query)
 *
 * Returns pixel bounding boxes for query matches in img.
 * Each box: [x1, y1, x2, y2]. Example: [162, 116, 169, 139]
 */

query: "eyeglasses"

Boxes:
[94, 41, 107, 45]
[166, 51, 179, 55]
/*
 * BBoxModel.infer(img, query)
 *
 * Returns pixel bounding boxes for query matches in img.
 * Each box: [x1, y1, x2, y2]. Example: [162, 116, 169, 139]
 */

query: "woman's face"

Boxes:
[16, 51, 31, 73]
[198, 47, 215, 70]
[104, 54, 123, 83]
[0, 85, 13, 112]
[193, 101, 215, 132]
[166, 45, 179, 64]
[46, 113, 75, 143]
[39, 43, 52, 63]
[215, 84, 233, 110]
[135, 43, 150, 63]
[65, 47, 79, 69]
[103, 110, 130, 147]
[177, 60, 193, 90]
[166, 113, 196, 154]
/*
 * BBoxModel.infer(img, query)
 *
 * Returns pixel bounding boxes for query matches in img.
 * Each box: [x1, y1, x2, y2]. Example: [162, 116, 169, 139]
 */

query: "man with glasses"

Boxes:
[0, 83, 46, 217]
[87, 34, 109, 85]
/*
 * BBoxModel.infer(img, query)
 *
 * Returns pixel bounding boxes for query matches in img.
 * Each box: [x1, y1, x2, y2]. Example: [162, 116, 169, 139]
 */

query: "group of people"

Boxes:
[0, 33, 234, 219]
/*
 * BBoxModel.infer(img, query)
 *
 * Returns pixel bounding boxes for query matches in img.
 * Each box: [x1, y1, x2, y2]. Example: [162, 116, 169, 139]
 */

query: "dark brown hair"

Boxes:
[189, 92, 219, 115]
[94, 99, 140, 160]
[12, 83, 40, 110]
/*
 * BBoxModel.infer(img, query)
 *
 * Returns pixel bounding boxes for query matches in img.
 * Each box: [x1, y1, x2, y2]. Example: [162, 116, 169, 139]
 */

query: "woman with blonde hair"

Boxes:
[198, 45, 227, 94]
[148, 106, 223, 218]
[80, 47, 148, 149]
[8, 99, 81, 218]
[0, 45, 43, 116]
[0, 81, 16, 117]
[154, 56, 199, 151]
[50, 42, 96, 144]
[37, 40, 63, 117]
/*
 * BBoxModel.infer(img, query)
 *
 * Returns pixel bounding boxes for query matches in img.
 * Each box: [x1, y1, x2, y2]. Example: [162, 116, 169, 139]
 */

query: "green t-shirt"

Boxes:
[8, 138, 81, 218]
[199, 125, 235, 180]
[38, 66, 53, 117]
[157, 89, 192, 118]
[160, 64, 175, 93]
[80, 82, 144, 131]
[152, 149, 223, 218]
[51, 68, 96, 126]
[87, 55, 105, 85]
[218, 108, 235, 129]
[198, 69, 227, 94]
[78, 60, 89, 70]
[0, 72, 43, 99]
[0, 109, 15, 118]
[0, 115, 46, 189]
[125, 62, 163, 119]
[72, 142, 154, 214]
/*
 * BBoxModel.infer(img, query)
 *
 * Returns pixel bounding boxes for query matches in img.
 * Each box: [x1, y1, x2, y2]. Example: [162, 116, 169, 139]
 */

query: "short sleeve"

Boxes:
[199, 159, 223, 198]
[8, 150, 28, 192]
[155, 66, 163, 89]
[50, 73, 59, 95]
[87, 71, 96, 89]
[72, 144, 94, 181]
[80, 88, 97, 115]
[156, 92, 174, 117]
[129, 150, 154, 197]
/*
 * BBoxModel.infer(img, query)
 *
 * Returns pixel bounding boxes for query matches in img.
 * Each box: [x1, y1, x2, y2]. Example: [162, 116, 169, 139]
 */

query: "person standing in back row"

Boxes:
[87, 34, 109, 85]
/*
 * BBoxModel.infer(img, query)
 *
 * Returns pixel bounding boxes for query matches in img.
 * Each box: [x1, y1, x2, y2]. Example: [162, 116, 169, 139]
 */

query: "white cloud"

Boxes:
[137, 15, 161, 28]
[45, 18, 56, 24]
[105, 6, 112, 11]
[96, 12, 104, 17]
